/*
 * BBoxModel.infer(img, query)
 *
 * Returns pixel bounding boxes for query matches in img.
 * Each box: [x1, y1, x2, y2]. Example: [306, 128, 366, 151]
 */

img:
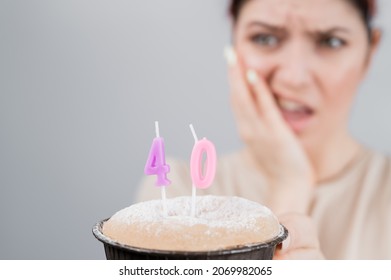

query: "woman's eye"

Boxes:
[251, 34, 279, 47]
[319, 36, 346, 49]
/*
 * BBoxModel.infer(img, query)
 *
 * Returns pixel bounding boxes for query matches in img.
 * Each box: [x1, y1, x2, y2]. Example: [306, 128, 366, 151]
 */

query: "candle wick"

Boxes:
[155, 121, 160, 138]
[189, 124, 198, 143]
[161, 186, 168, 217]
[191, 184, 196, 217]
[190, 124, 198, 218]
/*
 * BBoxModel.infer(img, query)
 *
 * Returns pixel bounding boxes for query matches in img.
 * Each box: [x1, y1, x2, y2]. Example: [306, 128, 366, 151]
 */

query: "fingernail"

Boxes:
[246, 69, 258, 85]
[280, 234, 291, 253]
[224, 45, 237, 66]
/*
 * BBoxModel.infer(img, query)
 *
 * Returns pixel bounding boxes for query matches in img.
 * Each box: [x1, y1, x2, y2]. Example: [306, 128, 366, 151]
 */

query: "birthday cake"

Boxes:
[102, 195, 281, 252]
[93, 122, 287, 259]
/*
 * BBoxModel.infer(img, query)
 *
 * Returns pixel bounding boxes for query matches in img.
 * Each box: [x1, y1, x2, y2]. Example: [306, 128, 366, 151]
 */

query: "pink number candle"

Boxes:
[189, 124, 217, 216]
[144, 121, 171, 216]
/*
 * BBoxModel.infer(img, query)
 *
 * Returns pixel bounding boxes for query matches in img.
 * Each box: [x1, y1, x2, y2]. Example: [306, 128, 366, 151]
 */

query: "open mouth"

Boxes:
[276, 98, 315, 132]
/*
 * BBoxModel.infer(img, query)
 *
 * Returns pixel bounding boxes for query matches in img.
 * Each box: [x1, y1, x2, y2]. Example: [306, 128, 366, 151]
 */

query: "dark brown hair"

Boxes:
[229, 0, 377, 39]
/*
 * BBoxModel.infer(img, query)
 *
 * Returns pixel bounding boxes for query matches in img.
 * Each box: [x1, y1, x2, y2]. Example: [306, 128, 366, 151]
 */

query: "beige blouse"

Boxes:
[136, 146, 391, 259]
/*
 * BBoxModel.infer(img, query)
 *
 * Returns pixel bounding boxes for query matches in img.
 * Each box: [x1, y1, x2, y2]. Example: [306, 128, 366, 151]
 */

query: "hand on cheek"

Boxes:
[225, 46, 314, 215]
[225, 46, 324, 259]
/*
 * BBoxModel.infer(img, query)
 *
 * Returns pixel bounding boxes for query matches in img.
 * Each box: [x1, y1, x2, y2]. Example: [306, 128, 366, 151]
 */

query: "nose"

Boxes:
[273, 41, 312, 92]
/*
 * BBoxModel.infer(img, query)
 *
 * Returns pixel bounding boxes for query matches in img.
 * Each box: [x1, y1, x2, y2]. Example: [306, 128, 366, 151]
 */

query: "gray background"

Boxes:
[0, 0, 389, 259]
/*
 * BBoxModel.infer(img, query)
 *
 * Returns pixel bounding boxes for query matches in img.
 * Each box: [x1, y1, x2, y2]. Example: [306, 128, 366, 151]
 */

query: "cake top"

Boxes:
[109, 195, 276, 232]
[104, 195, 281, 251]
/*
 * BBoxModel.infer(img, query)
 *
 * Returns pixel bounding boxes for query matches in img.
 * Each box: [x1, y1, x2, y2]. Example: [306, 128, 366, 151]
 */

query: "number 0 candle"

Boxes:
[144, 121, 171, 216]
[189, 124, 217, 217]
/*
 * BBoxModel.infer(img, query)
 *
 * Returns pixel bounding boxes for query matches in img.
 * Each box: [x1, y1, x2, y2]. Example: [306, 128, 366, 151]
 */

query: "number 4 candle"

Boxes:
[189, 124, 217, 217]
[144, 121, 171, 216]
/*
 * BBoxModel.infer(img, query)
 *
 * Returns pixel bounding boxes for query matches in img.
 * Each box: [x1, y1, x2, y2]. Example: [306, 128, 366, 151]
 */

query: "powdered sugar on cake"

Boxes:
[103, 195, 281, 251]
[110, 196, 275, 231]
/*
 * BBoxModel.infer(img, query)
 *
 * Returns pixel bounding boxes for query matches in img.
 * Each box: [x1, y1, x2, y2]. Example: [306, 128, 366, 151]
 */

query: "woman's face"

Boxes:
[233, 0, 377, 148]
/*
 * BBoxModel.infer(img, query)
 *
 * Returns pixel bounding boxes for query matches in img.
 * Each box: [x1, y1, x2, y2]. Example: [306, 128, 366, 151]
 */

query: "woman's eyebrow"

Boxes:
[246, 21, 351, 36]
[246, 21, 286, 33]
[309, 27, 351, 36]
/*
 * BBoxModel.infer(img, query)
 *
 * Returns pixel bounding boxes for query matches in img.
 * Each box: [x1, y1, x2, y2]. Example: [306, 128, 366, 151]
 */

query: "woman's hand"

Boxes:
[225, 46, 324, 259]
[274, 213, 324, 260]
[225, 46, 314, 214]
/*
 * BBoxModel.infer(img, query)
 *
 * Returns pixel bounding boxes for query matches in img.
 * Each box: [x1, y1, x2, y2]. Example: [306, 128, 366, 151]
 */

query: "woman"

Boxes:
[138, 0, 390, 259]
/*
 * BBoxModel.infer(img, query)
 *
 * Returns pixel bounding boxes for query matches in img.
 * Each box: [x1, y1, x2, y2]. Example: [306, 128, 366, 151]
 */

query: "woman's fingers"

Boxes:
[225, 45, 285, 130]
[246, 69, 284, 125]
[225, 46, 260, 123]
[274, 213, 324, 260]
